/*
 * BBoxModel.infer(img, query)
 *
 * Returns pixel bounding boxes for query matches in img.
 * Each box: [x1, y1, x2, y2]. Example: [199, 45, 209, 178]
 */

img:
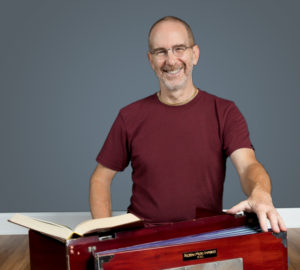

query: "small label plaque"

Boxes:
[183, 249, 217, 261]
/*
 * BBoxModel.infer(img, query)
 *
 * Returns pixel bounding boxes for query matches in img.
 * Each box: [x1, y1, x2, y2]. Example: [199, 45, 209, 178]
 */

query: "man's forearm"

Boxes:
[89, 164, 116, 219]
[90, 177, 112, 218]
[241, 162, 272, 199]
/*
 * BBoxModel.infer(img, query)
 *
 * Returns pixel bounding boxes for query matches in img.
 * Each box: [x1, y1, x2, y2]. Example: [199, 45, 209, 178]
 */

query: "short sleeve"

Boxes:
[222, 102, 254, 157]
[96, 112, 130, 171]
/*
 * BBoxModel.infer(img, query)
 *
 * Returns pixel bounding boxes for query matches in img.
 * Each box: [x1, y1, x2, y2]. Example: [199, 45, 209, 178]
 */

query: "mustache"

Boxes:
[161, 64, 184, 72]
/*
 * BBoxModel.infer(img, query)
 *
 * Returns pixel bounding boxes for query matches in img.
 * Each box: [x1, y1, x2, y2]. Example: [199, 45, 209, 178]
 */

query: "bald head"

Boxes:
[148, 16, 195, 50]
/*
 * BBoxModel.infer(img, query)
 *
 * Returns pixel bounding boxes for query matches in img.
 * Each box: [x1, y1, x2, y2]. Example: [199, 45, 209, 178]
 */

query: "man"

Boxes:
[90, 16, 286, 233]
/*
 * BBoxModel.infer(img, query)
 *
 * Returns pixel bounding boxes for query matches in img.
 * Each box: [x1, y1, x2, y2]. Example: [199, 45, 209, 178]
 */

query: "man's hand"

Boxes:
[229, 148, 287, 233]
[227, 192, 286, 233]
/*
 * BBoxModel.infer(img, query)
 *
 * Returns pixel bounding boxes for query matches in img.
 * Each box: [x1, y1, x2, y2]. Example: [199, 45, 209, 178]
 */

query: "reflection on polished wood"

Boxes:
[0, 229, 299, 270]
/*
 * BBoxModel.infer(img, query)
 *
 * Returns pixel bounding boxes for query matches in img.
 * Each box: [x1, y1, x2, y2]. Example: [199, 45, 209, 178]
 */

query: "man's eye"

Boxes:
[156, 50, 166, 55]
[174, 46, 185, 52]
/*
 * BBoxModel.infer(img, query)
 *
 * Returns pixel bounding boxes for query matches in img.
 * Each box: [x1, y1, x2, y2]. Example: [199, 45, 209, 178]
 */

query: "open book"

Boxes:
[8, 213, 143, 242]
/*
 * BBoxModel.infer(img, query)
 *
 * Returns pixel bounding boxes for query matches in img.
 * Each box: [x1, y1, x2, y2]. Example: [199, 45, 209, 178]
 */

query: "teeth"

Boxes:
[167, 69, 181, 74]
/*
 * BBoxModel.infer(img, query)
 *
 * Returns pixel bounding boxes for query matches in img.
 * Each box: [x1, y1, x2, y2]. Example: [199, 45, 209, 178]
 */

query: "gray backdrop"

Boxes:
[1, 0, 299, 213]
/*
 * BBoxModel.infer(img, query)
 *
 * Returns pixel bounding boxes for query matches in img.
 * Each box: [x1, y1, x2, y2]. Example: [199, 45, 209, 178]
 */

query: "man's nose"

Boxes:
[165, 49, 177, 65]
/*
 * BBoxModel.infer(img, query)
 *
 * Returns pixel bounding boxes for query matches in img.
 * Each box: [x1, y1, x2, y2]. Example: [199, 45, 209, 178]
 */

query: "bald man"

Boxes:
[90, 16, 286, 233]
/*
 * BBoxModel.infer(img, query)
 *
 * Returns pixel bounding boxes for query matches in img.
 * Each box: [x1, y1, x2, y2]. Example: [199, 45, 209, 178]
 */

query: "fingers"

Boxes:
[278, 215, 287, 232]
[257, 207, 287, 233]
[267, 211, 280, 233]
[267, 210, 287, 233]
[228, 200, 287, 233]
[226, 200, 251, 214]
[256, 211, 269, 232]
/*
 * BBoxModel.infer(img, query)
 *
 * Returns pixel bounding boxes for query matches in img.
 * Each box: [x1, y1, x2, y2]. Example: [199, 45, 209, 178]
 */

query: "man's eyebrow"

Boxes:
[151, 44, 187, 51]
[152, 47, 166, 51]
[173, 44, 187, 47]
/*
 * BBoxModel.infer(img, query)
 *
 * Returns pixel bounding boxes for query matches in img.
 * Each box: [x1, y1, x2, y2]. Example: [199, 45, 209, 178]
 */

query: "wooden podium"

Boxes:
[28, 212, 288, 270]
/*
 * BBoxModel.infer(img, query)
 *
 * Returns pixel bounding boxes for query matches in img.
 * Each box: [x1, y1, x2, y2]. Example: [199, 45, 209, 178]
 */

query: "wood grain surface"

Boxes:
[0, 228, 299, 270]
[287, 228, 300, 270]
[0, 235, 30, 270]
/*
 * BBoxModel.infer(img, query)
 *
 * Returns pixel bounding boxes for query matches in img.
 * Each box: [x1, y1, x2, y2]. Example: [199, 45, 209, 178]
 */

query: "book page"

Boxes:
[31, 217, 72, 230]
[74, 213, 142, 235]
[8, 214, 73, 241]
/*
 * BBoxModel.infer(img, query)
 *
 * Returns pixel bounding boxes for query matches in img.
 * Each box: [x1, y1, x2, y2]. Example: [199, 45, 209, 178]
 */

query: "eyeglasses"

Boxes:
[149, 44, 195, 59]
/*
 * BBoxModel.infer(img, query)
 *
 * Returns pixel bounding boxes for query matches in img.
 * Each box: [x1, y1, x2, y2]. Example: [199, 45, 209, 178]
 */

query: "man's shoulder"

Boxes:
[200, 89, 235, 107]
[119, 93, 157, 114]
[116, 93, 157, 124]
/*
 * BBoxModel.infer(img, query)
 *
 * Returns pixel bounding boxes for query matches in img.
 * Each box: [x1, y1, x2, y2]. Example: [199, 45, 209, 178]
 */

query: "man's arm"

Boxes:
[89, 163, 118, 219]
[227, 148, 286, 233]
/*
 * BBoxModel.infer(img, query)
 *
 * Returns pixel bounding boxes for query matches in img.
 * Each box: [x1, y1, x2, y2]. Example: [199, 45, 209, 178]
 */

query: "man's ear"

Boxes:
[147, 52, 154, 69]
[192, 44, 200, 66]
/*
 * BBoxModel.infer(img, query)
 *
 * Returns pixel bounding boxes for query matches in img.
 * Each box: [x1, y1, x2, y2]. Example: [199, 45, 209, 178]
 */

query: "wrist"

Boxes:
[249, 189, 273, 204]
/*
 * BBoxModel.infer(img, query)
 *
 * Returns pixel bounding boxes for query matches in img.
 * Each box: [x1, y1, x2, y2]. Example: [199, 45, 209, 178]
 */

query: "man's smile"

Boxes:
[162, 66, 184, 78]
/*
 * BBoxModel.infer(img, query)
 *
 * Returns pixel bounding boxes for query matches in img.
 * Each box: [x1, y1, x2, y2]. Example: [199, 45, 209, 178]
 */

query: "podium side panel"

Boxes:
[29, 230, 68, 270]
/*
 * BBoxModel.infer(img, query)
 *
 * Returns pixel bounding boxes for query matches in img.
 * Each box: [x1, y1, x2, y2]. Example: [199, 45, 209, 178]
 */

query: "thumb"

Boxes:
[226, 200, 250, 214]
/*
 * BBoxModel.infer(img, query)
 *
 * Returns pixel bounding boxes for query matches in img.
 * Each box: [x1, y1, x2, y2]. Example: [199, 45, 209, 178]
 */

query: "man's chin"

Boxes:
[161, 79, 187, 91]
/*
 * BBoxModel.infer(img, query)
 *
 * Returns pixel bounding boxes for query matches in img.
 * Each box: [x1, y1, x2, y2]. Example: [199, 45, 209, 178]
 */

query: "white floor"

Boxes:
[1, 208, 299, 235]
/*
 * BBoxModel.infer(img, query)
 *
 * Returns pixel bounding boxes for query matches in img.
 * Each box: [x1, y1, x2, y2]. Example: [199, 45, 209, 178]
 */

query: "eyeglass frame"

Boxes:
[149, 44, 195, 58]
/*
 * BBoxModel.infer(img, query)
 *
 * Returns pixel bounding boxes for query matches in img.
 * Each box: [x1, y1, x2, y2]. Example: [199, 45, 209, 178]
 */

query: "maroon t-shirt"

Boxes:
[96, 89, 253, 223]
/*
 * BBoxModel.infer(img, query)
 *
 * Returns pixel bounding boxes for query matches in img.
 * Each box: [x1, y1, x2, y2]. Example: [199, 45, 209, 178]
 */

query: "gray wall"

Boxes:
[1, 0, 299, 212]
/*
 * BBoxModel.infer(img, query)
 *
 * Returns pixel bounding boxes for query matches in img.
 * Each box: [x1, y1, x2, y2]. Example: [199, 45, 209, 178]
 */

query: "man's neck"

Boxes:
[158, 84, 198, 106]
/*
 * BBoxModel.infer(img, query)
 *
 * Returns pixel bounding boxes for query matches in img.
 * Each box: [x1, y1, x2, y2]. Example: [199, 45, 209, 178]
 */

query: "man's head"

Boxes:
[148, 16, 195, 51]
[147, 16, 199, 92]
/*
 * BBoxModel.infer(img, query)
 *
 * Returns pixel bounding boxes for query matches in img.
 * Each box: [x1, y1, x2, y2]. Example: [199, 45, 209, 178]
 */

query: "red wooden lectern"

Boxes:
[28, 211, 288, 270]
